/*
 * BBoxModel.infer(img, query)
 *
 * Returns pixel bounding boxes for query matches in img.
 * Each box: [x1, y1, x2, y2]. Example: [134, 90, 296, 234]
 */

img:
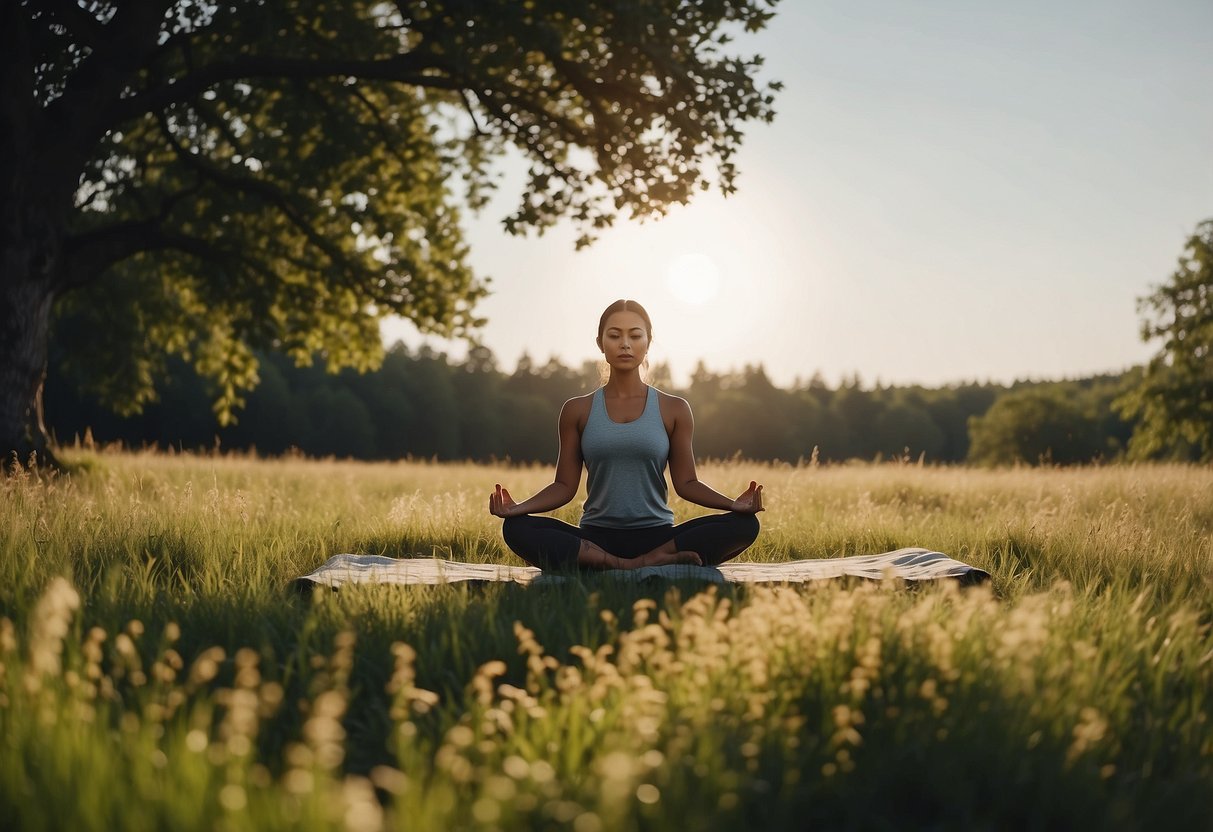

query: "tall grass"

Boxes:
[1, 452, 1211, 829]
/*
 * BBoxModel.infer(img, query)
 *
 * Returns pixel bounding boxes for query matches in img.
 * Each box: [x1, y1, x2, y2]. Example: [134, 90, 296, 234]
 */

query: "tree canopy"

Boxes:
[1115, 219, 1213, 462]
[2, 0, 780, 460]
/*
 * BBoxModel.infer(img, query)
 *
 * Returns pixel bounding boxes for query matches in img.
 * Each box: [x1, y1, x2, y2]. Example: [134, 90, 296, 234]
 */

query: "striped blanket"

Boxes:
[294, 547, 989, 590]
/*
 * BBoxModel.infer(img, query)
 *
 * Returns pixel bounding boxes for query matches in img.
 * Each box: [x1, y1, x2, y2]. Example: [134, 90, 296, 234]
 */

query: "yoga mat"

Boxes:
[294, 547, 989, 590]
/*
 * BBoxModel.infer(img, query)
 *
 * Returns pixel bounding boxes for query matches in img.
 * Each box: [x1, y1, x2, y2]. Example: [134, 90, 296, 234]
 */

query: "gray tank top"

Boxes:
[579, 386, 675, 528]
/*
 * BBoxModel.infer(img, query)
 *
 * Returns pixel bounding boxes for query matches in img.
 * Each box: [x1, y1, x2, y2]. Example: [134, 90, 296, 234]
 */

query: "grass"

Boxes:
[2, 451, 1211, 830]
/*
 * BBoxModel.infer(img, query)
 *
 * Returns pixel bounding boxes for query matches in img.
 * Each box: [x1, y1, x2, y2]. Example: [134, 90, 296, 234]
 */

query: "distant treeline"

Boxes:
[46, 342, 1164, 465]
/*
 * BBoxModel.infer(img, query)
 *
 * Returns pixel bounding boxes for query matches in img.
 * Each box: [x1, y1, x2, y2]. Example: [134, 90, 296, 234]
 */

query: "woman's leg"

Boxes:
[502, 516, 702, 571]
[671, 512, 761, 566]
[580, 525, 703, 569]
[501, 515, 585, 570]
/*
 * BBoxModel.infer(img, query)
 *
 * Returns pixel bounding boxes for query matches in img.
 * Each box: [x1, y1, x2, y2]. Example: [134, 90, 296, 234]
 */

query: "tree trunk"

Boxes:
[0, 148, 65, 471]
[1, 7, 67, 472]
[0, 270, 56, 470]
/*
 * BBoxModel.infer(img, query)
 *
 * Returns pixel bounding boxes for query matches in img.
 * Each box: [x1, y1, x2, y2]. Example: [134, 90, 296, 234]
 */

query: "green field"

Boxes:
[2, 453, 1211, 830]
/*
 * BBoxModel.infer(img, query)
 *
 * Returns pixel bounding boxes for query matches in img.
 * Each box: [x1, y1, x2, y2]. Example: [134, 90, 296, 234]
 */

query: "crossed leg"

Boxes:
[670, 512, 762, 566]
[501, 513, 760, 571]
[576, 538, 702, 570]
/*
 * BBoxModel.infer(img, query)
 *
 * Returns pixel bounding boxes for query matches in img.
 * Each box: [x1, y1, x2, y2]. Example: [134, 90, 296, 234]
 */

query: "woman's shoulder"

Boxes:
[655, 388, 692, 416]
[564, 391, 596, 408]
[560, 392, 595, 421]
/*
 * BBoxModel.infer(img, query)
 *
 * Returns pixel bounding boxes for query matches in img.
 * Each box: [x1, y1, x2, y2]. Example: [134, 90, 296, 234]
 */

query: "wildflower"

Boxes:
[1067, 707, 1109, 764]
[27, 577, 80, 683]
[471, 659, 507, 705]
[342, 775, 384, 831]
[636, 784, 661, 804]
[387, 642, 439, 719]
[188, 647, 226, 688]
[304, 689, 348, 770]
[369, 766, 409, 796]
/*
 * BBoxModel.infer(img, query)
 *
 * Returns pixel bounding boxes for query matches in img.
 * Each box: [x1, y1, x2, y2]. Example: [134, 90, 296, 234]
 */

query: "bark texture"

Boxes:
[0, 275, 55, 468]
[0, 148, 62, 467]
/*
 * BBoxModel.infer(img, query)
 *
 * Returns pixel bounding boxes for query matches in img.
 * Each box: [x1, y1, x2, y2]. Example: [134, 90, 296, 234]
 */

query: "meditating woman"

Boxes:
[488, 299, 764, 571]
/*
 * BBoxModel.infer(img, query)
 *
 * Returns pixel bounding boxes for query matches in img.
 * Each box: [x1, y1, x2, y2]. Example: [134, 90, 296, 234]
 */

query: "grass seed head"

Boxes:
[26, 578, 81, 687]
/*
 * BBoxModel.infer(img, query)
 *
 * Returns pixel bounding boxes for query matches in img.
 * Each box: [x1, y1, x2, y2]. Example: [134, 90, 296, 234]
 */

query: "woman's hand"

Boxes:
[489, 483, 523, 518]
[730, 480, 765, 513]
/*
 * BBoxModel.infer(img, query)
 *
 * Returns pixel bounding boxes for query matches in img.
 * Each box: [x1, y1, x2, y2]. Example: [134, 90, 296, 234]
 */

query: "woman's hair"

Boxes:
[596, 299, 654, 349]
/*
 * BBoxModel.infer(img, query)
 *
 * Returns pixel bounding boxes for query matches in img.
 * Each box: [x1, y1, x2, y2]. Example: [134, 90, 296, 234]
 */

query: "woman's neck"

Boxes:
[604, 371, 647, 397]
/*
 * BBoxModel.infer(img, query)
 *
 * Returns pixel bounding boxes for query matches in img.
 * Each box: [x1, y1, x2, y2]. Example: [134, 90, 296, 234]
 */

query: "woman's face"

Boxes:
[599, 310, 651, 371]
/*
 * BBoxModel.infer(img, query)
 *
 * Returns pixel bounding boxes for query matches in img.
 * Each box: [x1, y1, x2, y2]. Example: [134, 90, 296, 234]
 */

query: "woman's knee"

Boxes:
[501, 514, 533, 548]
[730, 511, 761, 542]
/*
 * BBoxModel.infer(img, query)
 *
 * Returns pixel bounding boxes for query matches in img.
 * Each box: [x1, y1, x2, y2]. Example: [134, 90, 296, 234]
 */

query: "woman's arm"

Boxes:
[666, 396, 764, 513]
[489, 398, 585, 517]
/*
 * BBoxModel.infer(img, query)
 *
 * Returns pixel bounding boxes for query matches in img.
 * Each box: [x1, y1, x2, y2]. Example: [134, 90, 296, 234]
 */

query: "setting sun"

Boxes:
[666, 253, 721, 305]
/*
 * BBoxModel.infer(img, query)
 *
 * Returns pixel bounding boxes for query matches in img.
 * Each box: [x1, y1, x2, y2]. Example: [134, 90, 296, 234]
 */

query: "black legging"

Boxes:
[501, 512, 760, 570]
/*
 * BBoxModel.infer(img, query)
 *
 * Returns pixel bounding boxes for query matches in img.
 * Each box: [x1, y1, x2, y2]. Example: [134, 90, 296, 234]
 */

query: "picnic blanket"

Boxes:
[294, 547, 989, 591]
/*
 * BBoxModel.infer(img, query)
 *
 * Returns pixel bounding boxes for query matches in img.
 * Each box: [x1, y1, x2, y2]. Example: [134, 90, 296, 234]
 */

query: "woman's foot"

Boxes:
[635, 549, 702, 568]
[576, 539, 703, 570]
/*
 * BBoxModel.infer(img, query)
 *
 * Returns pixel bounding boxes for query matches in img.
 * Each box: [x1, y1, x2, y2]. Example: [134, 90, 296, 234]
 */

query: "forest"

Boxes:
[44, 340, 1151, 466]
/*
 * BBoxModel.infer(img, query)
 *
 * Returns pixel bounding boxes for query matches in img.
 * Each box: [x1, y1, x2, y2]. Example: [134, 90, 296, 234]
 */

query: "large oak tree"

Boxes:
[1, 0, 780, 464]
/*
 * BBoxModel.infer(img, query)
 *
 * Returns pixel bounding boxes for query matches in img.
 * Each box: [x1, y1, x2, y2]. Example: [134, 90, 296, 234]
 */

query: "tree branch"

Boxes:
[64, 217, 187, 285]
[62, 182, 203, 287]
[458, 89, 486, 137]
[43, 0, 110, 48]
[343, 86, 416, 173]
[64, 203, 299, 300]
[108, 51, 458, 129]
[191, 98, 250, 158]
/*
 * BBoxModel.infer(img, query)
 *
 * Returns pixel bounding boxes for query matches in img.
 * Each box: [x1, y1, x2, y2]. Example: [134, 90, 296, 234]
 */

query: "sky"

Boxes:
[382, 0, 1213, 389]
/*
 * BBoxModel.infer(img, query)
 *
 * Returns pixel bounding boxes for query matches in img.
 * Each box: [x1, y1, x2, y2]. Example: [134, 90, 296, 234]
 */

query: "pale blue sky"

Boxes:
[384, 0, 1213, 387]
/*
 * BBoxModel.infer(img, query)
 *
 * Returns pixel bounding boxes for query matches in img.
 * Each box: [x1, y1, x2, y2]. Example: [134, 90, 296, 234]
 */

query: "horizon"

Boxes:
[379, 333, 1142, 392]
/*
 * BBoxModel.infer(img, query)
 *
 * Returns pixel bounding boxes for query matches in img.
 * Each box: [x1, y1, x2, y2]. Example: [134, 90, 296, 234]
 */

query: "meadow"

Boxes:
[1, 452, 1211, 830]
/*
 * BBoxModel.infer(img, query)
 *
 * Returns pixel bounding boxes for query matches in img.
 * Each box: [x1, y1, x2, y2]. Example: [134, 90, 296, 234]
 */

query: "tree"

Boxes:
[1115, 220, 1213, 461]
[2, 0, 780, 464]
[872, 401, 945, 461]
[967, 386, 1102, 466]
[924, 384, 999, 462]
[828, 382, 879, 460]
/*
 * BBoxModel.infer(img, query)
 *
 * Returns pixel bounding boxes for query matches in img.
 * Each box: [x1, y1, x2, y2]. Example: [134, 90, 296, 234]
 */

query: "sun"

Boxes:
[666, 253, 721, 305]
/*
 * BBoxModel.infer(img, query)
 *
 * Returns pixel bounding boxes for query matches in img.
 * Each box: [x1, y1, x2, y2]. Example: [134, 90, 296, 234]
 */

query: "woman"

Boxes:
[489, 299, 764, 570]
